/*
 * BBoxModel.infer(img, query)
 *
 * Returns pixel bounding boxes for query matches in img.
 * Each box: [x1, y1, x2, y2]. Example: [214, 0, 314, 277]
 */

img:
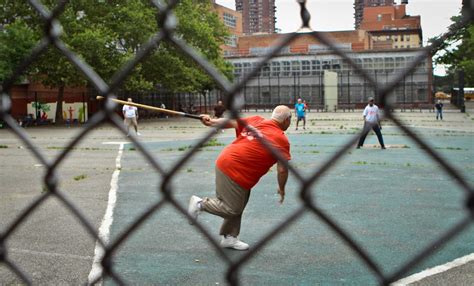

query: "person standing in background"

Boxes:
[294, 98, 306, 130]
[214, 100, 226, 119]
[122, 98, 141, 136]
[357, 97, 385, 149]
[435, 100, 443, 120]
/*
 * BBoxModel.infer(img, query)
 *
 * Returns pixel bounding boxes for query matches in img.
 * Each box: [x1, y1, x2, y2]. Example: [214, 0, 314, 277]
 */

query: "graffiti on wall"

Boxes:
[27, 102, 88, 123]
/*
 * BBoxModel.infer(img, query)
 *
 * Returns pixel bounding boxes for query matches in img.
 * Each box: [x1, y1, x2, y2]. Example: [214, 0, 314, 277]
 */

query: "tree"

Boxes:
[430, 2, 474, 86]
[0, 20, 38, 83]
[0, 0, 232, 123]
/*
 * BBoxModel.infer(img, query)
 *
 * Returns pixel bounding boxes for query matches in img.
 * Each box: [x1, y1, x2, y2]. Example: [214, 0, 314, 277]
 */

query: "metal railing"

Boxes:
[0, 1, 473, 285]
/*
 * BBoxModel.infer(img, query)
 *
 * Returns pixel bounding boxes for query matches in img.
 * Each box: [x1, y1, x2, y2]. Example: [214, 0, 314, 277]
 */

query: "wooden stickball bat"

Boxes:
[96, 96, 202, 120]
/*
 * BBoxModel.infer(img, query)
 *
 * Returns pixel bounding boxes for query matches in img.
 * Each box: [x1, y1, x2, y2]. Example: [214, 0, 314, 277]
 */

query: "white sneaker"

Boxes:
[220, 235, 249, 251]
[136, 132, 141, 136]
[187, 195, 202, 225]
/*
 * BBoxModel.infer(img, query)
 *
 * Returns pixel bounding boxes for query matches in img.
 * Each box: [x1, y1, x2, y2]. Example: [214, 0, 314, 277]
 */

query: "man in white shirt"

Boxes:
[357, 97, 385, 149]
[122, 98, 141, 136]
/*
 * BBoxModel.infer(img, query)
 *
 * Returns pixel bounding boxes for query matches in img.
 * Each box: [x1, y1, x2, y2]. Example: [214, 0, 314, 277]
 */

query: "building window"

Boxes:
[262, 63, 270, 77]
[233, 63, 242, 77]
[223, 12, 237, 28]
[271, 61, 280, 77]
[224, 35, 237, 47]
[302, 60, 311, 75]
[291, 60, 300, 76]
[384, 57, 394, 71]
[311, 60, 320, 75]
[243, 62, 252, 75]
[363, 58, 373, 69]
[282, 61, 291, 76]
[395, 57, 405, 69]
[322, 61, 330, 70]
[374, 58, 384, 70]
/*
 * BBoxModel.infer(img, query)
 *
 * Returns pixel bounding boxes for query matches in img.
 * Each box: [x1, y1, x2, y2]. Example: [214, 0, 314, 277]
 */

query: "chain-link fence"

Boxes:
[1, 0, 473, 285]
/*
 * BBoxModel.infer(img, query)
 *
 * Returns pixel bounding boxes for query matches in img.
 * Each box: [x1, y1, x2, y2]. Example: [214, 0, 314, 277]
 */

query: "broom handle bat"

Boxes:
[96, 96, 202, 120]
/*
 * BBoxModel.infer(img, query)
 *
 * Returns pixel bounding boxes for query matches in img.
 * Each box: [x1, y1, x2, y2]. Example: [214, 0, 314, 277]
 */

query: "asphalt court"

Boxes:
[104, 126, 474, 285]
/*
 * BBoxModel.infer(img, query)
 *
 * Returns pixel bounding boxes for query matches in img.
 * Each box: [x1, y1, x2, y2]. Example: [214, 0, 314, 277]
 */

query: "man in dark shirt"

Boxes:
[213, 100, 226, 118]
[435, 100, 443, 120]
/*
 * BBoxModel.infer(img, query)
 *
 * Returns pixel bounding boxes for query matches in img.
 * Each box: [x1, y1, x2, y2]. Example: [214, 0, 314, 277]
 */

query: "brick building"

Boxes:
[354, 0, 395, 29]
[235, 0, 276, 35]
[213, 0, 430, 110]
[360, 4, 422, 50]
[213, 2, 243, 53]
[221, 31, 432, 109]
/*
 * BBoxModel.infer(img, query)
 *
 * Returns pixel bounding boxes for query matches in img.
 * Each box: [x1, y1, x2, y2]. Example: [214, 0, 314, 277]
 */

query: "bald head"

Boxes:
[271, 105, 291, 123]
[271, 105, 292, 130]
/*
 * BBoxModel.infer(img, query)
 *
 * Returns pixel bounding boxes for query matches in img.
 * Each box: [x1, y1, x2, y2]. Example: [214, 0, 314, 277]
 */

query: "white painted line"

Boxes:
[391, 253, 474, 285]
[88, 143, 124, 285]
[11, 248, 93, 261]
[102, 141, 128, 145]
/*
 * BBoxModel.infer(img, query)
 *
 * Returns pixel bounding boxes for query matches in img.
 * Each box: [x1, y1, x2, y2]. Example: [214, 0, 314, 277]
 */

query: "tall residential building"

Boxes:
[354, 0, 394, 29]
[360, 3, 422, 50]
[213, 3, 243, 53]
[236, 0, 276, 35]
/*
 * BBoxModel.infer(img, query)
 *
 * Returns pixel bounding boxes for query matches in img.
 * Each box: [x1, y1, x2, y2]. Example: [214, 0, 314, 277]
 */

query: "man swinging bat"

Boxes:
[188, 105, 292, 250]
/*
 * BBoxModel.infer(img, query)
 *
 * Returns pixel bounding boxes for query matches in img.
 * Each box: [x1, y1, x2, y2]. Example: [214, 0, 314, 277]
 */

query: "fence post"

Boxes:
[459, 70, 466, 113]
[348, 71, 351, 105]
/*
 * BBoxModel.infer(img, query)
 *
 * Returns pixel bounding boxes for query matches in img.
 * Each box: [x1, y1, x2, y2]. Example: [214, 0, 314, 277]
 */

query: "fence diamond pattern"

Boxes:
[0, 1, 473, 285]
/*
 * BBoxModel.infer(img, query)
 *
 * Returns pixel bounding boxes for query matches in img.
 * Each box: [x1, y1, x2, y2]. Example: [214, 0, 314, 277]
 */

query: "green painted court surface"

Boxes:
[106, 127, 474, 285]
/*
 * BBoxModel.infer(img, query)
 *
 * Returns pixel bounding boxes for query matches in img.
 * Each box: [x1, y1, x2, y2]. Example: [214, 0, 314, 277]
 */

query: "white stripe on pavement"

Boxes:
[391, 253, 474, 285]
[88, 143, 124, 285]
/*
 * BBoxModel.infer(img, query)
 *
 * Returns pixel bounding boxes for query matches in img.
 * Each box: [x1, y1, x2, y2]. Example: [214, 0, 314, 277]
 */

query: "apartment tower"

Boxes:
[236, 0, 276, 34]
[354, 0, 396, 29]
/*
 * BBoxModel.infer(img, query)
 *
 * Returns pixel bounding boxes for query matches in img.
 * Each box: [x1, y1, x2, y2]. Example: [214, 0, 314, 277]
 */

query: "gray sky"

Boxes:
[216, 0, 463, 74]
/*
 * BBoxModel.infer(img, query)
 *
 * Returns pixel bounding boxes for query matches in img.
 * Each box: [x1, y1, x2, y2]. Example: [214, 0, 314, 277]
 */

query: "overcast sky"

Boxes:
[216, 0, 462, 74]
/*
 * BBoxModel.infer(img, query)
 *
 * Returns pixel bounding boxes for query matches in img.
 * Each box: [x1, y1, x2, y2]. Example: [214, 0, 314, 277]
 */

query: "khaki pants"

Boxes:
[201, 167, 250, 237]
[124, 117, 138, 129]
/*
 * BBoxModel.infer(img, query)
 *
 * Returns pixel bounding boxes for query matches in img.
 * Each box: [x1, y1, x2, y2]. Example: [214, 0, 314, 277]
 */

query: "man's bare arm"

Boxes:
[200, 114, 237, 129]
[277, 160, 289, 204]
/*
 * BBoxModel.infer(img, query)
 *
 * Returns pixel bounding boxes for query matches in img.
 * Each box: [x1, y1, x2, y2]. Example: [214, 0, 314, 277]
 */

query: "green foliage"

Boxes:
[0, 20, 37, 82]
[0, 0, 232, 118]
[431, 12, 474, 86]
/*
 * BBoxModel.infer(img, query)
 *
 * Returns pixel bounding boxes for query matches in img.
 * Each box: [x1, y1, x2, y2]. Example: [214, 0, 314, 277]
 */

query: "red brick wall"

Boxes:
[7, 83, 88, 119]
[360, 5, 420, 31]
[9, 85, 28, 118]
[235, 31, 368, 53]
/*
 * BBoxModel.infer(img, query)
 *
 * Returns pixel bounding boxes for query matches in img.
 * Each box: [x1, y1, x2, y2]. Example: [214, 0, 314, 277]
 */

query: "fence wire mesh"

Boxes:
[1, 0, 473, 285]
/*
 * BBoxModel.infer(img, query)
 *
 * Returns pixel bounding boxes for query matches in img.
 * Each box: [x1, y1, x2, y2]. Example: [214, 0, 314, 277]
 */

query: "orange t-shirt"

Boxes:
[216, 116, 291, 190]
